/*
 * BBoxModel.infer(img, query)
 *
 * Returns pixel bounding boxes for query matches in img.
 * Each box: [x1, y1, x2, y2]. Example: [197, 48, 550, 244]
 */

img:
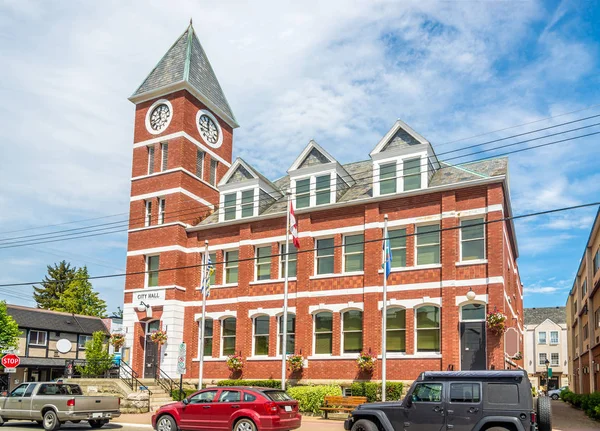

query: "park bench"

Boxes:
[321, 395, 367, 419]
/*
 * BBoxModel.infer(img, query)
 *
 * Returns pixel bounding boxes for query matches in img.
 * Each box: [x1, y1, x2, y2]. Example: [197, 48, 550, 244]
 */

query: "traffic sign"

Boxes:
[177, 343, 186, 374]
[4, 368, 16, 373]
[1, 354, 20, 368]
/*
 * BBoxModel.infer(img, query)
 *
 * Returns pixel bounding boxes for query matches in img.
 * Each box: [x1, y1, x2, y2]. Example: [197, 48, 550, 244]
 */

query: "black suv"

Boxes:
[344, 370, 551, 431]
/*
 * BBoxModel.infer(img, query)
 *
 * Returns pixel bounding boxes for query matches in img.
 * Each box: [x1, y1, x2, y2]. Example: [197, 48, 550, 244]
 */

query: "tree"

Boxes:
[54, 267, 107, 317]
[33, 260, 77, 309]
[110, 307, 123, 319]
[0, 301, 20, 352]
[76, 331, 113, 377]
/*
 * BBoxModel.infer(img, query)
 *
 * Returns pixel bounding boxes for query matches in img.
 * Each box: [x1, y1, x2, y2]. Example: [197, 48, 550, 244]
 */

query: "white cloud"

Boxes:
[523, 286, 565, 295]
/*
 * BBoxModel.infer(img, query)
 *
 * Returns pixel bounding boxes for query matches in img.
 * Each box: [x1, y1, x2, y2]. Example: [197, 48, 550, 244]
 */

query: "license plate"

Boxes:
[284, 406, 292, 412]
[92, 413, 103, 418]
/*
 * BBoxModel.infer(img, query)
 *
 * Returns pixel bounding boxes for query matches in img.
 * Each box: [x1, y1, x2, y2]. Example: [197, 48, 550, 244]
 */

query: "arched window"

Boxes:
[461, 303, 486, 321]
[416, 306, 440, 353]
[278, 314, 296, 355]
[253, 315, 269, 356]
[314, 312, 333, 355]
[199, 318, 213, 357]
[342, 310, 363, 354]
[221, 317, 236, 356]
[386, 308, 406, 353]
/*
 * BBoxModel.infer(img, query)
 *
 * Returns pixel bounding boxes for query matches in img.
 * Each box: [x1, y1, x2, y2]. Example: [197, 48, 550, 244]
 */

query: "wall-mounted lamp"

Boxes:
[466, 287, 476, 301]
[137, 301, 150, 312]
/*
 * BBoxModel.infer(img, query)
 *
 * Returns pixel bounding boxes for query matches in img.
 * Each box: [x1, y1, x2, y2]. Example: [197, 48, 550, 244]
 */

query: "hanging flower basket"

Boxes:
[109, 333, 126, 350]
[227, 354, 244, 372]
[287, 354, 304, 372]
[357, 351, 376, 372]
[150, 330, 168, 346]
[486, 311, 507, 336]
[512, 351, 523, 361]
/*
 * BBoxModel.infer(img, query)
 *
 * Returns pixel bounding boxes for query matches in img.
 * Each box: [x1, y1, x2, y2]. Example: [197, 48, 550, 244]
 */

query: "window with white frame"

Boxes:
[147, 145, 155, 174]
[294, 174, 334, 208]
[161, 142, 169, 171]
[550, 331, 559, 345]
[416, 224, 440, 265]
[223, 193, 236, 221]
[158, 198, 166, 225]
[201, 319, 213, 357]
[315, 174, 331, 205]
[278, 314, 295, 355]
[314, 312, 333, 354]
[196, 149, 204, 179]
[460, 218, 485, 261]
[538, 331, 546, 344]
[280, 243, 297, 278]
[551, 352, 559, 366]
[78, 335, 93, 349]
[461, 303, 486, 321]
[342, 310, 363, 354]
[379, 162, 396, 195]
[145, 200, 152, 227]
[344, 234, 364, 272]
[222, 190, 256, 221]
[222, 317, 236, 356]
[225, 250, 239, 284]
[386, 308, 406, 353]
[389, 228, 407, 268]
[146, 255, 159, 287]
[582, 279, 588, 298]
[416, 306, 440, 353]
[256, 246, 271, 281]
[538, 352, 547, 366]
[210, 159, 218, 186]
[253, 315, 269, 356]
[403, 158, 421, 191]
[241, 190, 254, 218]
[295, 178, 310, 209]
[28, 330, 47, 347]
[316, 238, 335, 275]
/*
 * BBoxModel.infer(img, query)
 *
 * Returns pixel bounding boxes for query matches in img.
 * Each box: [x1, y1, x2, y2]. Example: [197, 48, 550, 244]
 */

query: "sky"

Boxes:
[0, 0, 599, 314]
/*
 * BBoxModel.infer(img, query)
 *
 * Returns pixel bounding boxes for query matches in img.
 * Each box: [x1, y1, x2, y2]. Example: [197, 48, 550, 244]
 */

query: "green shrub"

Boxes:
[216, 379, 281, 388]
[350, 382, 404, 402]
[171, 388, 198, 401]
[287, 385, 342, 414]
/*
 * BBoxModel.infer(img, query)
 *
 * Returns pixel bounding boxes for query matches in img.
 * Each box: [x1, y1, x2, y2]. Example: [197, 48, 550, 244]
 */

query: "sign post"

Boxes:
[177, 343, 187, 400]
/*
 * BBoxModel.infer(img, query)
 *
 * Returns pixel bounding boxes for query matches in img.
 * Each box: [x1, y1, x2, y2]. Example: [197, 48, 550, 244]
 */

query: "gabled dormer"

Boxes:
[287, 140, 354, 210]
[370, 120, 440, 197]
[217, 158, 282, 222]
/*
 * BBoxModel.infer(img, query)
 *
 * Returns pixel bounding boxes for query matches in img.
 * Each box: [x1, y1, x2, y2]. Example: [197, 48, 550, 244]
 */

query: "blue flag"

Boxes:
[201, 254, 215, 297]
[383, 231, 392, 280]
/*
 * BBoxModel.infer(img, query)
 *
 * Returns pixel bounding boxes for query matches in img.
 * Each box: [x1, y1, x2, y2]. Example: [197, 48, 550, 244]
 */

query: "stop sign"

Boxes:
[1, 354, 20, 368]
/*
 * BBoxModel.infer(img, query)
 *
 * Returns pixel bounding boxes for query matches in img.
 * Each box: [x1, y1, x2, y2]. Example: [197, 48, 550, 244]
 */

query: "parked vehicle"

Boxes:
[0, 382, 120, 431]
[152, 386, 301, 431]
[345, 370, 551, 431]
[548, 386, 568, 400]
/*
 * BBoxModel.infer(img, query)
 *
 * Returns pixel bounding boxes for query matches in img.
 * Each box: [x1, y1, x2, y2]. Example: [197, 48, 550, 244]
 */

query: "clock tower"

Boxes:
[123, 22, 238, 377]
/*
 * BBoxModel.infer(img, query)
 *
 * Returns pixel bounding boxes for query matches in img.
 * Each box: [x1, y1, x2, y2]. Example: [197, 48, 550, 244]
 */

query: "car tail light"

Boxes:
[118, 398, 121, 406]
[264, 402, 278, 414]
[67, 399, 75, 407]
[531, 412, 537, 423]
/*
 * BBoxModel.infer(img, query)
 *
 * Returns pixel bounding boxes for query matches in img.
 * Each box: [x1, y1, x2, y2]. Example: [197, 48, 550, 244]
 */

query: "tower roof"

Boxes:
[131, 22, 238, 128]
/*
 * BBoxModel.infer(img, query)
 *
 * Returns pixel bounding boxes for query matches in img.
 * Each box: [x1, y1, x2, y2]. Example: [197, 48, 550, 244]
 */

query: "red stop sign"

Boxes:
[1, 354, 20, 368]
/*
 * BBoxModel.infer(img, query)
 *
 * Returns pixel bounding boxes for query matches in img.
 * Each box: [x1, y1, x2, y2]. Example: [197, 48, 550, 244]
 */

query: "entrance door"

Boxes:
[460, 322, 486, 370]
[144, 321, 160, 379]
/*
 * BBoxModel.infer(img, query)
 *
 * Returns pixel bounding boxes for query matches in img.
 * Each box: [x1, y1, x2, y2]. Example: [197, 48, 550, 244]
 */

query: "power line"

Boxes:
[1, 201, 597, 288]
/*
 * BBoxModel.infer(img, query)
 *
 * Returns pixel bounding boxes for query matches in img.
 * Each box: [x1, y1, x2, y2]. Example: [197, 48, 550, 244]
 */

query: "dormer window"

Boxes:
[294, 173, 334, 209]
[222, 189, 257, 221]
[403, 158, 421, 191]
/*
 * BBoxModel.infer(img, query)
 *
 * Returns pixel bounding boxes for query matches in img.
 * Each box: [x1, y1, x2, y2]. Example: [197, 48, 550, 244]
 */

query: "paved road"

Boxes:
[552, 399, 600, 431]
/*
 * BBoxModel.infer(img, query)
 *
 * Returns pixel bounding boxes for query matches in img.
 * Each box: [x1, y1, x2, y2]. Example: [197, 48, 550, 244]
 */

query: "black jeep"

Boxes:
[344, 370, 551, 431]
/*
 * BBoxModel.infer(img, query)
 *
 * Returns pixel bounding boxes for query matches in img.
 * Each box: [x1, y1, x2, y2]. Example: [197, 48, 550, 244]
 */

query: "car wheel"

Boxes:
[351, 419, 379, 431]
[43, 410, 60, 431]
[551, 394, 559, 400]
[157, 415, 177, 431]
[537, 396, 552, 431]
[233, 418, 256, 431]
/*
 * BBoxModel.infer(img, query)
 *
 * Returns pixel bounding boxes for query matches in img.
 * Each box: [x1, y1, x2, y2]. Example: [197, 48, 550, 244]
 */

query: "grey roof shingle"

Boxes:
[524, 307, 566, 325]
[7, 305, 109, 335]
[132, 23, 236, 124]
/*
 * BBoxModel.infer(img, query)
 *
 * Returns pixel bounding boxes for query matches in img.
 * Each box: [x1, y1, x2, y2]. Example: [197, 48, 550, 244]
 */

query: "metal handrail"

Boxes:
[119, 361, 152, 412]
[155, 367, 176, 396]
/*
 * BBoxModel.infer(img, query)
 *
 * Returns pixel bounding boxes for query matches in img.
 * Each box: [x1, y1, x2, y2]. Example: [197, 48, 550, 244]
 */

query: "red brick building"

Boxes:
[122, 23, 524, 385]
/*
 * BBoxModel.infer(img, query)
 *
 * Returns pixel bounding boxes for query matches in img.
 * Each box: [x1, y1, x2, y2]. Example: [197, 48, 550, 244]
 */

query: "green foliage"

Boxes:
[561, 389, 600, 420]
[171, 388, 198, 401]
[216, 379, 281, 388]
[0, 301, 20, 352]
[532, 386, 537, 397]
[350, 382, 404, 402]
[54, 267, 107, 317]
[76, 331, 113, 377]
[34, 261, 77, 309]
[287, 385, 342, 414]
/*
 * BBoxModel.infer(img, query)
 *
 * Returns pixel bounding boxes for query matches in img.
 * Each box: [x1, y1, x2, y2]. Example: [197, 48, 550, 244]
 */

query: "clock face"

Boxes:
[198, 114, 219, 144]
[149, 104, 171, 132]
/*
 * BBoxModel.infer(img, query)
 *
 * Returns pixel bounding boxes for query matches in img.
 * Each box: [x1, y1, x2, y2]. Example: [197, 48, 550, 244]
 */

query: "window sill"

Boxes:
[377, 353, 441, 359]
[249, 278, 297, 286]
[413, 264, 442, 270]
[307, 355, 357, 360]
[310, 272, 364, 280]
[192, 357, 226, 362]
[195, 283, 237, 290]
[246, 356, 281, 361]
[456, 259, 488, 267]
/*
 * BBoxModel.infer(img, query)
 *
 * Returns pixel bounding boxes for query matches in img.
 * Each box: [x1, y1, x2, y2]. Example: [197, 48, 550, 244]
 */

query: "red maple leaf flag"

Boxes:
[290, 201, 300, 249]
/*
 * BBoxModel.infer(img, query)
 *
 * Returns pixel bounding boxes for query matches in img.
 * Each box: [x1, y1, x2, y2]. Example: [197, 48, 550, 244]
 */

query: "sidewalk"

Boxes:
[552, 399, 600, 431]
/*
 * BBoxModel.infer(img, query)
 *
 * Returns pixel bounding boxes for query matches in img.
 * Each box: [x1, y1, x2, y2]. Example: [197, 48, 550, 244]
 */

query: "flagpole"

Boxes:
[198, 240, 209, 390]
[382, 214, 388, 402]
[281, 191, 291, 391]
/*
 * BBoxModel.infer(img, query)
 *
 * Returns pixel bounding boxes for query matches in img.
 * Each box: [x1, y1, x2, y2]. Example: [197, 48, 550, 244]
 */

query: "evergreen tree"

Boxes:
[33, 261, 77, 309]
[0, 301, 21, 351]
[54, 267, 107, 317]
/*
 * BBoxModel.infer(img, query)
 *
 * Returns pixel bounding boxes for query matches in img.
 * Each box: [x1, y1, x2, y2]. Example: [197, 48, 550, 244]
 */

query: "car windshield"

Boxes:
[264, 390, 293, 401]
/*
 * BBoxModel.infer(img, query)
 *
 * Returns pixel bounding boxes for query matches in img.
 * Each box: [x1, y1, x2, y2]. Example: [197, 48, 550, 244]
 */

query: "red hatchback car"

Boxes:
[151, 387, 302, 431]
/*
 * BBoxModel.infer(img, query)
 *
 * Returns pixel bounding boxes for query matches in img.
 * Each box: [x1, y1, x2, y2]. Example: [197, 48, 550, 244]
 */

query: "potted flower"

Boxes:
[227, 354, 244, 372]
[287, 354, 304, 372]
[109, 333, 126, 351]
[357, 351, 376, 372]
[486, 311, 507, 336]
[149, 329, 168, 346]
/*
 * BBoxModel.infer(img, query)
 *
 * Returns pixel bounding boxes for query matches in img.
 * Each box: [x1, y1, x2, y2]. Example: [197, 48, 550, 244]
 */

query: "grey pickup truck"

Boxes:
[0, 382, 120, 431]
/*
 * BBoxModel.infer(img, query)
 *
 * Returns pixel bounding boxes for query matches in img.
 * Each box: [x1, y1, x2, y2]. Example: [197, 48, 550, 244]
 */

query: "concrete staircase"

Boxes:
[137, 379, 176, 411]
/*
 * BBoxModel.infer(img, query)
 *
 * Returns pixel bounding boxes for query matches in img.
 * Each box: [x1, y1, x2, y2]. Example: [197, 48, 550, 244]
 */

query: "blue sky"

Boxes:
[0, 0, 599, 313]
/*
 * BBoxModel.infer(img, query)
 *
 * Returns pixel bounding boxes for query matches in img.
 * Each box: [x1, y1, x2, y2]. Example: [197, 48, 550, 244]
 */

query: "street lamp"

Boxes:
[545, 359, 550, 393]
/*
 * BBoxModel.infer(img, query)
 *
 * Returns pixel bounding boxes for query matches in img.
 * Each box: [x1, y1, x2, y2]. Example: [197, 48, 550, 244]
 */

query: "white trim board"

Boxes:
[130, 187, 214, 209]
[132, 167, 219, 192]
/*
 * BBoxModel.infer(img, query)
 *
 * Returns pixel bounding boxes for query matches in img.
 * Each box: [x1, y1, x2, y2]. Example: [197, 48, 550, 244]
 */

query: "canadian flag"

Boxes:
[290, 202, 300, 248]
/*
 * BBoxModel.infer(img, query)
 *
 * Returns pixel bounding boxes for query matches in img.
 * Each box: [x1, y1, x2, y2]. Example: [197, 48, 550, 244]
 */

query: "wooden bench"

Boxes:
[321, 395, 367, 419]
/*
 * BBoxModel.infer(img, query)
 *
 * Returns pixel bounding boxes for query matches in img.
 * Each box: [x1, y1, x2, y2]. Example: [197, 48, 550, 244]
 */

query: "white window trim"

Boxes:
[315, 237, 335, 276]
[550, 353, 560, 366]
[385, 307, 407, 354]
[373, 152, 427, 197]
[550, 331, 559, 345]
[291, 171, 337, 209]
[342, 233, 365, 274]
[147, 145, 155, 175]
[539, 352, 548, 366]
[196, 149, 205, 180]
[415, 222, 441, 267]
[145, 99, 174, 135]
[198, 318, 213, 359]
[29, 330, 48, 347]
[221, 317, 236, 358]
[223, 249, 239, 285]
[341, 310, 363, 356]
[538, 331, 547, 344]
[210, 159, 219, 186]
[459, 302, 487, 322]
[160, 142, 169, 172]
[219, 187, 258, 222]
[255, 245, 272, 282]
[145, 200, 152, 227]
[415, 305, 441, 354]
[158, 198, 166, 225]
[313, 311, 334, 356]
[145, 254, 160, 288]
[252, 315, 270, 357]
[279, 243, 298, 279]
[459, 216, 486, 262]
[78, 335, 93, 349]
[389, 227, 408, 269]
[277, 313, 296, 357]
